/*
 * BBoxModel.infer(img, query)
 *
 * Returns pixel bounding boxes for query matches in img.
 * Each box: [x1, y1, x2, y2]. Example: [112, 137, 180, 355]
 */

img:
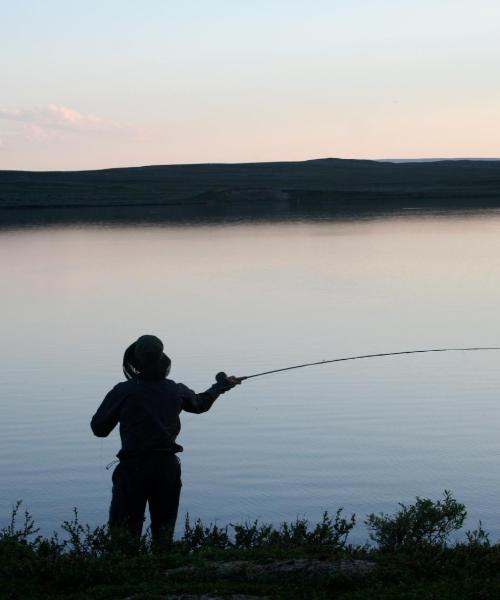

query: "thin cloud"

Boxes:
[0, 104, 139, 136]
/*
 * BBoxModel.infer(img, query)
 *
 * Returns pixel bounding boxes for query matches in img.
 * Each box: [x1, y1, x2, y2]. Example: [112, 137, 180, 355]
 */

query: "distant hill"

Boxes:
[1, 158, 500, 217]
[379, 158, 500, 163]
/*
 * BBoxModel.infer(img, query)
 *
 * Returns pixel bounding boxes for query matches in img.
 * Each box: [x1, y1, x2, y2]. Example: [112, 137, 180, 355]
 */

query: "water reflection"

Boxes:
[1, 211, 500, 542]
[2, 202, 500, 229]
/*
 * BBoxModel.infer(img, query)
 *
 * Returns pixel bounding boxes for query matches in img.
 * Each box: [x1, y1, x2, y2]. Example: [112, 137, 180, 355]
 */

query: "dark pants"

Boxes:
[109, 454, 182, 546]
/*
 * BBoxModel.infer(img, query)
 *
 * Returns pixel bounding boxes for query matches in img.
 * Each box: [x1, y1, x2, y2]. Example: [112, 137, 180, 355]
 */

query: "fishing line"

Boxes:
[216, 347, 500, 383]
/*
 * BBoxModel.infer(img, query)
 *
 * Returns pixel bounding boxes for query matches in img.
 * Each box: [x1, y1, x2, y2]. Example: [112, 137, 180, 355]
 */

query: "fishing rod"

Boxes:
[216, 347, 500, 384]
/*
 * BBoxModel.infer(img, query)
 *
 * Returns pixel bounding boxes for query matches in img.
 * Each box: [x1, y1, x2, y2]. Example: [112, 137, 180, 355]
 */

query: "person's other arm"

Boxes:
[179, 376, 240, 414]
[90, 384, 126, 437]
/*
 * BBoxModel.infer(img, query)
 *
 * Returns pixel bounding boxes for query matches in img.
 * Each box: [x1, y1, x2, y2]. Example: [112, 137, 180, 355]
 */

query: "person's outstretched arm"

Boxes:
[179, 376, 241, 414]
[91, 384, 126, 437]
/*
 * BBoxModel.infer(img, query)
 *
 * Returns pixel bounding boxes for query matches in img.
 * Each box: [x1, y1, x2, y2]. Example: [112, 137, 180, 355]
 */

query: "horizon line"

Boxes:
[3, 156, 500, 175]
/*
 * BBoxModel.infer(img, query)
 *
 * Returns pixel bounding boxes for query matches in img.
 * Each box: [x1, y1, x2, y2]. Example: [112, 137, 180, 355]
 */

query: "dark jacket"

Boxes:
[91, 378, 223, 458]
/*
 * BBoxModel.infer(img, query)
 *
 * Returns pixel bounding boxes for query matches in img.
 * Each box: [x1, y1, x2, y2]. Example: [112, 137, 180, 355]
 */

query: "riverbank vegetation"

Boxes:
[1, 491, 499, 599]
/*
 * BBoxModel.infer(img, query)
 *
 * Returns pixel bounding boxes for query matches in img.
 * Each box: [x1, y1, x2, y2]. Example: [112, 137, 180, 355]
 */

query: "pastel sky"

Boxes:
[1, 0, 499, 171]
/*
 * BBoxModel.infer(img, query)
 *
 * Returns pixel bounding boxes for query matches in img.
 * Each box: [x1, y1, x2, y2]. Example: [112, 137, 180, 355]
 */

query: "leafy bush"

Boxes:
[2, 499, 41, 544]
[1, 502, 355, 558]
[181, 508, 355, 551]
[182, 514, 230, 551]
[231, 509, 356, 550]
[465, 520, 490, 547]
[366, 490, 466, 551]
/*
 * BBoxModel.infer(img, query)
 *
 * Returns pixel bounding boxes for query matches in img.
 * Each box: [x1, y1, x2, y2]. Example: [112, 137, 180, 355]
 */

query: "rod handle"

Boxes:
[216, 371, 247, 384]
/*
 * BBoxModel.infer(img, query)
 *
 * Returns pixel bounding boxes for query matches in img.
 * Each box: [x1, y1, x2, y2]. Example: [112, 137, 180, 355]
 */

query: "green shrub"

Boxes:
[181, 508, 356, 551]
[231, 509, 356, 550]
[182, 514, 230, 551]
[465, 520, 490, 547]
[366, 490, 466, 551]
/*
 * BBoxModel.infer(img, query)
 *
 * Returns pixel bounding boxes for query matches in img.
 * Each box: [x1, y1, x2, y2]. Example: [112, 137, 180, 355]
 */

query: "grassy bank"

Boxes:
[1, 491, 499, 599]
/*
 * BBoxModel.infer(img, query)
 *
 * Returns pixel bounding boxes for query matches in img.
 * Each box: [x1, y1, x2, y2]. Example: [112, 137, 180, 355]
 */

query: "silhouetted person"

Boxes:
[90, 334, 240, 547]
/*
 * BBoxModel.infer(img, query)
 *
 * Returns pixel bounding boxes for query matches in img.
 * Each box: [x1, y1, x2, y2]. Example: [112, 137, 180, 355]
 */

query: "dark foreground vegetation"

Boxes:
[2, 158, 500, 226]
[2, 491, 499, 599]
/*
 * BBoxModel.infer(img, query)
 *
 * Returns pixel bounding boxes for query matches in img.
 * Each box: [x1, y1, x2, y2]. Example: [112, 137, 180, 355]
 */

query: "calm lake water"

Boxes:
[2, 210, 500, 543]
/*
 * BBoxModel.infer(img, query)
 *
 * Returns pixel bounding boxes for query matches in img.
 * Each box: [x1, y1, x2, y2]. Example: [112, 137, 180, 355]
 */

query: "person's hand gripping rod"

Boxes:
[215, 372, 243, 391]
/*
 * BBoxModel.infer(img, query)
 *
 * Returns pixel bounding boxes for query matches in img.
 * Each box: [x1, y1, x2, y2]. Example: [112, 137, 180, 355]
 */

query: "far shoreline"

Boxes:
[2, 158, 500, 226]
